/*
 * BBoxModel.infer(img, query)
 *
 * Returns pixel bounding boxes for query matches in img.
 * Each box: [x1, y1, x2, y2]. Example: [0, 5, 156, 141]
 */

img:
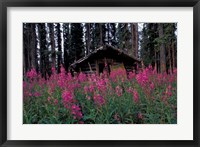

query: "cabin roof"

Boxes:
[70, 44, 141, 69]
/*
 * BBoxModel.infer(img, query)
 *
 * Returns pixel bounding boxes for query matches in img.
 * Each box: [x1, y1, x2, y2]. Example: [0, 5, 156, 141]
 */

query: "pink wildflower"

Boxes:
[93, 93, 105, 106]
[34, 92, 41, 97]
[62, 91, 73, 107]
[127, 87, 133, 93]
[150, 82, 155, 90]
[115, 86, 123, 97]
[86, 95, 91, 100]
[71, 104, 83, 120]
[26, 68, 37, 79]
[78, 72, 87, 82]
[54, 99, 58, 105]
[84, 85, 89, 94]
[133, 89, 139, 103]
[138, 112, 143, 119]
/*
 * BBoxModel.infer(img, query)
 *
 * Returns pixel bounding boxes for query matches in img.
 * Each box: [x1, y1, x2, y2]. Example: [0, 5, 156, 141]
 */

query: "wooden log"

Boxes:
[88, 62, 93, 72]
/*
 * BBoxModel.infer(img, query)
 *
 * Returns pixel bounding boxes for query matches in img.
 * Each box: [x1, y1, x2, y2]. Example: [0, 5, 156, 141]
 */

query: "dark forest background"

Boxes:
[23, 23, 177, 79]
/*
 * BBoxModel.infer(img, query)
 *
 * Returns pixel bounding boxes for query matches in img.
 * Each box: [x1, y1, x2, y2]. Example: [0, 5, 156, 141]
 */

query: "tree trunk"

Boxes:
[131, 23, 135, 57]
[154, 50, 157, 73]
[86, 23, 91, 55]
[100, 23, 103, 46]
[63, 23, 69, 72]
[172, 41, 175, 71]
[56, 23, 62, 73]
[38, 23, 47, 79]
[49, 23, 56, 69]
[135, 23, 138, 58]
[30, 24, 38, 71]
[168, 45, 172, 74]
[158, 23, 166, 73]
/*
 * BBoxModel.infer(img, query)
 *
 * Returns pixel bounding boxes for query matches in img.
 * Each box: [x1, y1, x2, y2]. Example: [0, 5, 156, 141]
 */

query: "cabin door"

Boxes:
[99, 63, 104, 74]
[98, 63, 111, 74]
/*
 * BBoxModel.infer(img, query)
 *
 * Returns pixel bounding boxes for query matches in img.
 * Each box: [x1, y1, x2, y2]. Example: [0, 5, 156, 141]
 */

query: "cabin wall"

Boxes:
[72, 58, 138, 75]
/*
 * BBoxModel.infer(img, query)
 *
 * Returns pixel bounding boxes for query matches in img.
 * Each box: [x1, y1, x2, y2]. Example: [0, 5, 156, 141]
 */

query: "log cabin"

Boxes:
[69, 44, 141, 75]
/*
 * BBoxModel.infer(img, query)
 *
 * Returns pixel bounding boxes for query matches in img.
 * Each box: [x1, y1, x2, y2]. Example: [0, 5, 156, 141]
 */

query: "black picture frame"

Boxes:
[0, 0, 199, 146]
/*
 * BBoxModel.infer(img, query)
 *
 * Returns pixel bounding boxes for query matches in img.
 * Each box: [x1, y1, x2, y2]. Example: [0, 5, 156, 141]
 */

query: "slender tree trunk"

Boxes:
[27, 24, 31, 71]
[63, 23, 69, 72]
[131, 23, 135, 57]
[154, 50, 157, 73]
[100, 23, 103, 46]
[158, 23, 166, 73]
[49, 23, 56, 69]
[23, 24, 28, 73]
[135, 23, 138, 58]
[124, 23, 129, 50]
[38, 23, 47, 79]
[86, 23, 91, 55]
[30, 24, 37, 71]
[172, 41, 175, 71]
[168, 45, 172, 74]
[56, 23, 62, 73]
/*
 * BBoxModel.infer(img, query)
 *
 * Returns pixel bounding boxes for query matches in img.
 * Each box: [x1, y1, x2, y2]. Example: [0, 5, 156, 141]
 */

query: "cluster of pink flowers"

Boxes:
[127, 87, 133, 93]
[47, 97, 59, 105]
[61, 90, 83, 122]
[71, 104, 83, 120]
[62, 91, 74, 107]
[78, 72, 87, 82]
[58, 66, 67, 88]
[136, 68, 149, 87]
[110, 68, 126, 82]
[133, 89, 139, 103]
[93, 93, 105, 106]
[24, 65, 177, 123]
[128, 71, 135, 80]
[115, 86, 123, 97]
[26, 68, 37, 80]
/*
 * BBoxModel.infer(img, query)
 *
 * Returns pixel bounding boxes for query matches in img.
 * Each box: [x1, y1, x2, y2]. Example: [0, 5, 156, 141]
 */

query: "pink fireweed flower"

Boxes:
[86, 95, 91, 100]
[150, 82, 155, 91]
[93, 93, 105, 106]
[78, 72, 87, 82]
[115, 86, 123, 97]
[96, 79, 107, 92]
[34, 92, 41, 97]
[26, 68, 37, 79]
[133, 89, 139, 103]
[128, 71, 135, 80]
[62, 91, 74, 106]
[138, 112, 143, 119]
[84, 85, 89, 94]
[166, 85, 172, 97]
[127, 87, 133, 93]
[89, 84, 95, 93]
[110, 68, 126, 82]
[51, 67, 56, 75]
[71, 104, 83, 120]
[114, 113, 120, 122]
[48, 97, 51, 102]
[54, 99, 58, 105]
[136, 70, 149, 87]
[58, 66, 67, 88]
[29, 93, 32, 97]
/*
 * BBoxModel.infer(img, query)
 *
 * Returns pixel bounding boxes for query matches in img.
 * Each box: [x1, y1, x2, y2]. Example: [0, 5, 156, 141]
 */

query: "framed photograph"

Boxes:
[0, 0, 199, 146]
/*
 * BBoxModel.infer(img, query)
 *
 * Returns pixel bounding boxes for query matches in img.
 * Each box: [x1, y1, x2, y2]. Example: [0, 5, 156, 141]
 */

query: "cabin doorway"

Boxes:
[99, 63, 104, 74]
[98, 63, 111, 74]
